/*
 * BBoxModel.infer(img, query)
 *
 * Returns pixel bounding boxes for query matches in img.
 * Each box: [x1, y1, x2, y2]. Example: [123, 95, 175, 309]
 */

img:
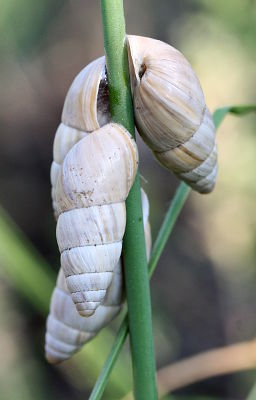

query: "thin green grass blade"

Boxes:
[213, 104, 256, 129]
[88, 317, 129, 400]
[149, 182, 190, 278]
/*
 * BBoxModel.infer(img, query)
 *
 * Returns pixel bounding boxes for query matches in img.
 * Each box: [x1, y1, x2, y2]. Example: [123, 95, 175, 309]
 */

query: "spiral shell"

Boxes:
[126, 35, 217, 193]
[55, 123, 138, 317]
[45, 189, 151, 364]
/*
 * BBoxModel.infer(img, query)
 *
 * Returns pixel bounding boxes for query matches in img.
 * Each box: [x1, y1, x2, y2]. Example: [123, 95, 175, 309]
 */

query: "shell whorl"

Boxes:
[153, 107, 218, 193]
[55, 123, 138, 317]
[45, 188, 151, 364]
[126, 35, 218, 193]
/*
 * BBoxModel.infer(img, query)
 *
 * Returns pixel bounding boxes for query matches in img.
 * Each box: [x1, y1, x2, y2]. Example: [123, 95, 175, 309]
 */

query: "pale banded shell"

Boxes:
[45, 189, 151, 364]
[126, 35, 218, 193]
[55, 123, 138, 317]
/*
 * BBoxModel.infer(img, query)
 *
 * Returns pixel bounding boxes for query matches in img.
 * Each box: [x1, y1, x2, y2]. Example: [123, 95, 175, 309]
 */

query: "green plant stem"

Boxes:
[89, 182, 190, 400]
[100, 1, 157, 399]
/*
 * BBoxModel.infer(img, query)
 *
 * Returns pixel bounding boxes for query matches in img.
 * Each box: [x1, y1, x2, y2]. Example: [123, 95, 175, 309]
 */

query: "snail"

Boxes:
[55, 123, 138, 317]
[45, 189, 151, 364]
[126, 35, 217, 193]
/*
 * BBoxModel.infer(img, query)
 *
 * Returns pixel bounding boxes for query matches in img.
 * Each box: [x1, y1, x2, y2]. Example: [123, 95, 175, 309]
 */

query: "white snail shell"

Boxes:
[55, 123, 138, 317]
[126, 35, 217, 193]
[45, 188, 151, 364]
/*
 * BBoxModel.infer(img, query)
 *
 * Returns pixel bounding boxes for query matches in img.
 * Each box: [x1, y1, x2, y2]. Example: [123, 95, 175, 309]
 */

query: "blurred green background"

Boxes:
[0, 0, 256, 399]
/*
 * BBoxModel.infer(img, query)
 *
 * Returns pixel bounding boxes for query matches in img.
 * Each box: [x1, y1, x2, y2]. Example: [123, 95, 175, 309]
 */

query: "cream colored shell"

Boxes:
[55, 123, 138, 317]
[126, 35, 217, 193]
[45, 189, 151, 364]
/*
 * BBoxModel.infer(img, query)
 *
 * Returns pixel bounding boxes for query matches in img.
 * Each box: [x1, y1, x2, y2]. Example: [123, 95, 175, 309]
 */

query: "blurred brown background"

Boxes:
[0, 0, 256, 399]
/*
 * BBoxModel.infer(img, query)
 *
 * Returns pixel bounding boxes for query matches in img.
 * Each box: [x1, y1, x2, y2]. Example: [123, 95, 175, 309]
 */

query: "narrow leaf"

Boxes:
[213, 104, 256, 129]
